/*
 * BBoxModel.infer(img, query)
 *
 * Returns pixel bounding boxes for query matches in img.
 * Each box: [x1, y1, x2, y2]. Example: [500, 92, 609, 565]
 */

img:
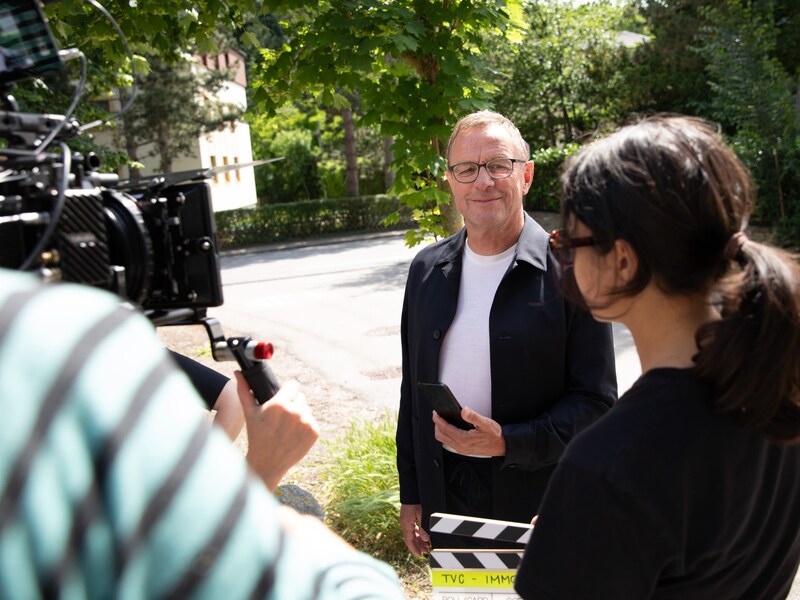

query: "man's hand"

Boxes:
[400, 503, 431, 557]
[433, 407, 506, 456]
[236, 372, 319, 491]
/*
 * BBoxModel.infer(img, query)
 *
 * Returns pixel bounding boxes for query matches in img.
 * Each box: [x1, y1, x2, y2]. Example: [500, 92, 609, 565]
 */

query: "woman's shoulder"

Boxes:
[562, 369, 714, 477]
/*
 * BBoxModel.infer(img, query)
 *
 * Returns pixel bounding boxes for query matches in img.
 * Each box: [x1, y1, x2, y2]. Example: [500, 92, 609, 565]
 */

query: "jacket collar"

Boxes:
[435, 212, 551, 272]
[516, 212, 550, 271]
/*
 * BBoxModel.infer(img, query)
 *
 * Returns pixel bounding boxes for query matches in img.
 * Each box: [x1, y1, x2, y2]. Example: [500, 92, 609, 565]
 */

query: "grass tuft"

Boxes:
[321, 411, 428, 578]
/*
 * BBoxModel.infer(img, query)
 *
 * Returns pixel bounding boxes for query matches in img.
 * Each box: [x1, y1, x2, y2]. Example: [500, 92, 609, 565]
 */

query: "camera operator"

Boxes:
[0, 266, 403, 598]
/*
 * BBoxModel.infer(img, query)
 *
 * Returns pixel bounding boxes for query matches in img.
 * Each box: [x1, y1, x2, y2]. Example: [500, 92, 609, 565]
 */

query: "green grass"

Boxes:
[321, 411, 429, 578]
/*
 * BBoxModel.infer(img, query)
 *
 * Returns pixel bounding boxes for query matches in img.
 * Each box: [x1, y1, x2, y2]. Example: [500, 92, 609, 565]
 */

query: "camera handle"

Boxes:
[148, 309, 281, 405]
[197, 316, 281, 405]
[224, 336, 281, 404]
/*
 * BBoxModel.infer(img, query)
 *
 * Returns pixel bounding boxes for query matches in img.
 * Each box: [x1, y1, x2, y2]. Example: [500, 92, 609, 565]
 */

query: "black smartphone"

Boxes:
[417, 382, 474, 430]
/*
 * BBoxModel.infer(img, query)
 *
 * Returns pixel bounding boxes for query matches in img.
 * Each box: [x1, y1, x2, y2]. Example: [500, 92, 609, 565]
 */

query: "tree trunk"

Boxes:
[543, 103, 558, 147]
[383, 136, 395, 191]
[772, 141, 785, 219]
[440, 181, 464, 234]
[557, 84, 573, 143]
[429, 133, 463, 234]
[342, 108, 359, 197]
[158, 125, 172, 174]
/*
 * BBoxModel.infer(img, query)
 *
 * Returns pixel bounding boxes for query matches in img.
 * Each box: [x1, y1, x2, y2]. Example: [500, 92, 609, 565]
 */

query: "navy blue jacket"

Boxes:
[396, 213, 618, 528]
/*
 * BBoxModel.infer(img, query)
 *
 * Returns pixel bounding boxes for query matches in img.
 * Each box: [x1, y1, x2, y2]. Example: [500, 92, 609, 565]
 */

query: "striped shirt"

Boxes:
[0, 268, 402, 599]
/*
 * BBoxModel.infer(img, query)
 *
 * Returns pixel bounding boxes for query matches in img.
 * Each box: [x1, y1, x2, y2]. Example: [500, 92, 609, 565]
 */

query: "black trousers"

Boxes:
[430, 450, 522, 550]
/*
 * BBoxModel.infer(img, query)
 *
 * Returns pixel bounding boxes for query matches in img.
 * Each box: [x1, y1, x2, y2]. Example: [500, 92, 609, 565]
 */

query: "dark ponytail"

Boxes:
[694, 241, 800, 445]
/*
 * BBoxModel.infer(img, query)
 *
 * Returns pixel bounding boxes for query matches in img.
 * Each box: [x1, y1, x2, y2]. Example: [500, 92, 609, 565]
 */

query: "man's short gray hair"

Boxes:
[446, 110, 530, 163]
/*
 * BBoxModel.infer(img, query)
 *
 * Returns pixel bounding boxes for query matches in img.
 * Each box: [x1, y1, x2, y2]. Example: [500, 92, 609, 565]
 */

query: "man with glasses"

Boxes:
[396, 110, 618, 554]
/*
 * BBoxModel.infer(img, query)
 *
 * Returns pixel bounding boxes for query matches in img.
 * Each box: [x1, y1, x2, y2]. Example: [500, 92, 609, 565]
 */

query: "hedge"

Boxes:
[214, 194, 415, 249]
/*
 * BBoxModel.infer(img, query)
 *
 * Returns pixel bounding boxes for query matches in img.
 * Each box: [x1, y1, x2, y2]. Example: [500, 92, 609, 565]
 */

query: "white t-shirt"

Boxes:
[439, 239, 517, 422]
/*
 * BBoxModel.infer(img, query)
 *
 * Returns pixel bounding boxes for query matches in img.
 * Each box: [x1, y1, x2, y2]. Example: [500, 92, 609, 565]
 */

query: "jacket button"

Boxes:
[433, 459, 441, 468]
[433, 330, 441, 340]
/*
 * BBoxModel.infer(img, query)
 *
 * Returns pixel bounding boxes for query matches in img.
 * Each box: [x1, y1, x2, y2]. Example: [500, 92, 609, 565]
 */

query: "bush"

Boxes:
[255, 129, 324, 204]
[524, 143, 580, 212]
[774, 213, 800, 249]
[321, 412, 426, 573]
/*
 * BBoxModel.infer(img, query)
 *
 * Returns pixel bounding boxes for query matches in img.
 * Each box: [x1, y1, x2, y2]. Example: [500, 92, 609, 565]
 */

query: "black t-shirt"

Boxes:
[516, 368, 800, 599]
[169, 350, 230, 410]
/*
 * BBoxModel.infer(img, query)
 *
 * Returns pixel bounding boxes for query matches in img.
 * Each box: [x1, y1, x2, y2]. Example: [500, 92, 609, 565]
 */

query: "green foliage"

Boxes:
[525, 143, 581, 212]
[254, 127, 324, 204]
[44, 0, 256, 74]
[214, 195, 414, 248]
[232, 11, 287, 108]
[321, 412, 424, 571]
[353, 123, 393, 196]
[18, 0, 796, 252]
[247, 101, 388, 203]
[774, 213, 800, 248]
[319, 161, 348, 199]
[14, 1, 258, 173]
[264, 130, 323, 203]
[248, 104, 325, 202]
[628, 0, 725, 114]
[492, 0, 634, 149]
[698, 0, 800, 229]
[250, 0, 525, 242]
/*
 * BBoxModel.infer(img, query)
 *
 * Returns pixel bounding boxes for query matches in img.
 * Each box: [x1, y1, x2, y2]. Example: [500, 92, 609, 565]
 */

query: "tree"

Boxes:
[251, 1, 525, 244]
[628, 0, 726, 114]
[698, 0, 800, 228]
[248, 104, 325, 204]
[120, 55, 242, 173]
[492, 0, 635, 151]
[629, 0, 798, 118]
[4, 1, 260, 171]
[45, 0, 255, 75]
[342, 107, 359, 197]
[233, 11, 288, 108]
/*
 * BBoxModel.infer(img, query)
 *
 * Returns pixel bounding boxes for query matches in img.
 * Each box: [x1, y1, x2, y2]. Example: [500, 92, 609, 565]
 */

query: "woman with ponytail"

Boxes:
[515, 115, 800, 599]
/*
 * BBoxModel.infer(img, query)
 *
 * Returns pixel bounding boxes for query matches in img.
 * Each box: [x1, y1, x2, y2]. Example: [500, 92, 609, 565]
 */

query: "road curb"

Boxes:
[220, 229, 407, 257]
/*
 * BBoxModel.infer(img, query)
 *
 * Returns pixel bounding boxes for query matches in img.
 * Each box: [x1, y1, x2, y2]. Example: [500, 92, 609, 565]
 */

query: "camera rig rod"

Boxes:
[150, 309, 281, 405]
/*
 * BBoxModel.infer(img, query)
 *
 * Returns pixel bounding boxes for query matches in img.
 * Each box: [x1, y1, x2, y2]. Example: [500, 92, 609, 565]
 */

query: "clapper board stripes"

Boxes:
[430, 549, 524, 570]
[429, 512, 534, 545]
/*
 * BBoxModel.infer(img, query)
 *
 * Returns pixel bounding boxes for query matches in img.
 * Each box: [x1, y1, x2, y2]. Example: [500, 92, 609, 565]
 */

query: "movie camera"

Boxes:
[0, 0, 280, 402]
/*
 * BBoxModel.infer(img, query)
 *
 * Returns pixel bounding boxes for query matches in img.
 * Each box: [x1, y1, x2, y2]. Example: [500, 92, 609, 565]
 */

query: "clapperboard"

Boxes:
[428, 513, 533, 600]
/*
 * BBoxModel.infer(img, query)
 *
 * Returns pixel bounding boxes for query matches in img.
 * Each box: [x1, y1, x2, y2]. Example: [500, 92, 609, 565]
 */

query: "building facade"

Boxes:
[96, 49, 258, 213]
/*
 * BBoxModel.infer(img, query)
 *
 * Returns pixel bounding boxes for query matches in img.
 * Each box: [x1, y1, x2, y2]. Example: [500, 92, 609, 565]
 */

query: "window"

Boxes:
[210, 156, 219, 183]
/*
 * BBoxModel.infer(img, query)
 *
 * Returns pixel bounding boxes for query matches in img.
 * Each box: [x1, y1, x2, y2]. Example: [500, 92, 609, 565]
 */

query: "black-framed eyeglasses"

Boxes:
[447, 158, 527, 183]
[548, 229, 598, 251]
